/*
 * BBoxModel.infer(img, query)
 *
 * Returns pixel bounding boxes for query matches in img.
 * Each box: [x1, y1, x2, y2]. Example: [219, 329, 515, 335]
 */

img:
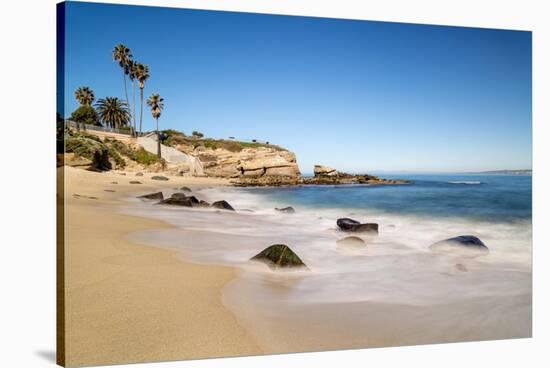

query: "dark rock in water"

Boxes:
[159, 196, 194, 207]
[136, 172, 144, 176]
[171, 192, 188, 200]
[152, 175, 169, 181]
[250, 244, 307, 270]
[211, 200, 235, 211]
[158, 193, 200, 207]
[275, 206, 295, 214]
[198, 200, 210, 207]
[186, 196, 200, 205]
[337, 218, 360, 230]
[337, 218, 378, 233]
[111, 181, 118, 184]
[139, 192, 164, 200]
[104, 189, 116, 192]
[336, 236, 366, 248]
[180, 186, 192, 192]
[430, 235, 489, 255]
[129, 181, 142, 184]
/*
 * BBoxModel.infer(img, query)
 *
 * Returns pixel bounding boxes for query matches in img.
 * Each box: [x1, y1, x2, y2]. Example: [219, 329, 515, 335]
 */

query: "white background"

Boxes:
[0, 0, 548, 367]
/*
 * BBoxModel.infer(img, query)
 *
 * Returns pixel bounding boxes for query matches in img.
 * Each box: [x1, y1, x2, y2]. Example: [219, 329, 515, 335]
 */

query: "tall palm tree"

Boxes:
[74, 86, 95, 106]
[128, 60, 138, 137]
[135, 63, 150, 135]
[95, 97, 130, 129]
[146, 93, 164, 158]
[112, 44, 133, 119]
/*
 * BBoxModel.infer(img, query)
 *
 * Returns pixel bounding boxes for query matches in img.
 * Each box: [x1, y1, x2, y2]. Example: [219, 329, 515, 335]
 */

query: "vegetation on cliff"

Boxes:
[162, 129, 286, 153]
[63, 129, 164, 171]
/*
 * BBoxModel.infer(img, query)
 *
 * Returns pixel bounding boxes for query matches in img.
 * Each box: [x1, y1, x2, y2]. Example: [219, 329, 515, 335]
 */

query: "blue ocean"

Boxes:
[238, 173, 532, 223]
[128, 172, 532, 344]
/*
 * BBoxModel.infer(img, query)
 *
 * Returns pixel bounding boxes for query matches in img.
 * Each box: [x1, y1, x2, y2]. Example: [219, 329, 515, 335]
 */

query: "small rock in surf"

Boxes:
[430, 235, 489, 255]
[250, 244, 307, 270]
[275, 206, 295, 214]
[337, 218, 379, 233]
[211, 200, 235, 211]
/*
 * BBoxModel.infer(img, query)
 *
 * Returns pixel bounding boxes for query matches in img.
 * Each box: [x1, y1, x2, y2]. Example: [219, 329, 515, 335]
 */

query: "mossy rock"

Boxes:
[250, 244, 307, 270]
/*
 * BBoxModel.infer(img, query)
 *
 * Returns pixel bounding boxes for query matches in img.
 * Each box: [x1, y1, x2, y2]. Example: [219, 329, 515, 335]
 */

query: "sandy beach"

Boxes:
[61, 167, 261, 367]
[60, 166, 532, 367]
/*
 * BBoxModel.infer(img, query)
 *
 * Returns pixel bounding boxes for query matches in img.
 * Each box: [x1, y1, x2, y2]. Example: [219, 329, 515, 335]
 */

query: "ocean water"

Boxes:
[237, 173, 532, 222]
[125, 173, 532, 347]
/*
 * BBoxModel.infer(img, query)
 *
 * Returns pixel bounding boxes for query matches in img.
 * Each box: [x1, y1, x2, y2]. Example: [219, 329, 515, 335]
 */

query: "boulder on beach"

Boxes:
[336, 236, 366, 248]
[336, 218, 379, 233]
[429, 235, 489, 255]
[180, 186, 192, 192]
[138, 192, 164, 200]
[151, 175, 169, 181]
[275, 206, 295, 214]
[129, 181, 142, 184]
[211, 200, 235, 211]
[250, 244, 307, 270]
[136, 172, 144, 176]
[198, 200, 210, 207]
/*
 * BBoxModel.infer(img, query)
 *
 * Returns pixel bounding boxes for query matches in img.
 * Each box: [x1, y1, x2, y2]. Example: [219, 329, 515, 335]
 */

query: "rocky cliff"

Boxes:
[164, 133, 301, 181]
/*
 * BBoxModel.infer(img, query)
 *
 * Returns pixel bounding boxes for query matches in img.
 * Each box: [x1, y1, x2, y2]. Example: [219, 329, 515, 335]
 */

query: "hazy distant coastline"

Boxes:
[470, 169, 532, 175]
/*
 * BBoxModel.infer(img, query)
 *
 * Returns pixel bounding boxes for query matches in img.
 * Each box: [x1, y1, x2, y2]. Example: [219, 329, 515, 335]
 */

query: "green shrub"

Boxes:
[192, 130, 204, 138]
[134, 147, 161, 166]
[70, 105, 99, 126]
[65, 136, 111, 171]
[106, 146, 126, 169]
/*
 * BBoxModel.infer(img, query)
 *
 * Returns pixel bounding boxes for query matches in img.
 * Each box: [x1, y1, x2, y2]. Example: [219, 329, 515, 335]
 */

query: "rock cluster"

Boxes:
[304, 164, 408, 186]
[137, 192, 234, 211]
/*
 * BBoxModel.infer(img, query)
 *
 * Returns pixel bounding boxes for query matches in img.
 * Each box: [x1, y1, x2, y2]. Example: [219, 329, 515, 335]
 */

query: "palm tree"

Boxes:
[74, 86, 95, 106]
[112, 44, 133, 119]
[135, 63, 150, 135]
[128, 60, 138, 137]
[146, 93, 164, 158]
[95, 97, 130, 129]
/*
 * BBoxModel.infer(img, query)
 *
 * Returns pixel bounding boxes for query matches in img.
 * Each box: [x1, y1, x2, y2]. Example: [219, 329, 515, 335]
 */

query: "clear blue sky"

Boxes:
[62, 1, 532, 173]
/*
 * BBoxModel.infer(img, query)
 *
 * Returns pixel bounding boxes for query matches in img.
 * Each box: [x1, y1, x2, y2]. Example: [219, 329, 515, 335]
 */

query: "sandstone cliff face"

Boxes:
[170, 140, 300, 179]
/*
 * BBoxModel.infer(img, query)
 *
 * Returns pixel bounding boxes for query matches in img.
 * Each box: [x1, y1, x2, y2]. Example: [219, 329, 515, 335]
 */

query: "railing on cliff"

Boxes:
[64, 120, 133, 136]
